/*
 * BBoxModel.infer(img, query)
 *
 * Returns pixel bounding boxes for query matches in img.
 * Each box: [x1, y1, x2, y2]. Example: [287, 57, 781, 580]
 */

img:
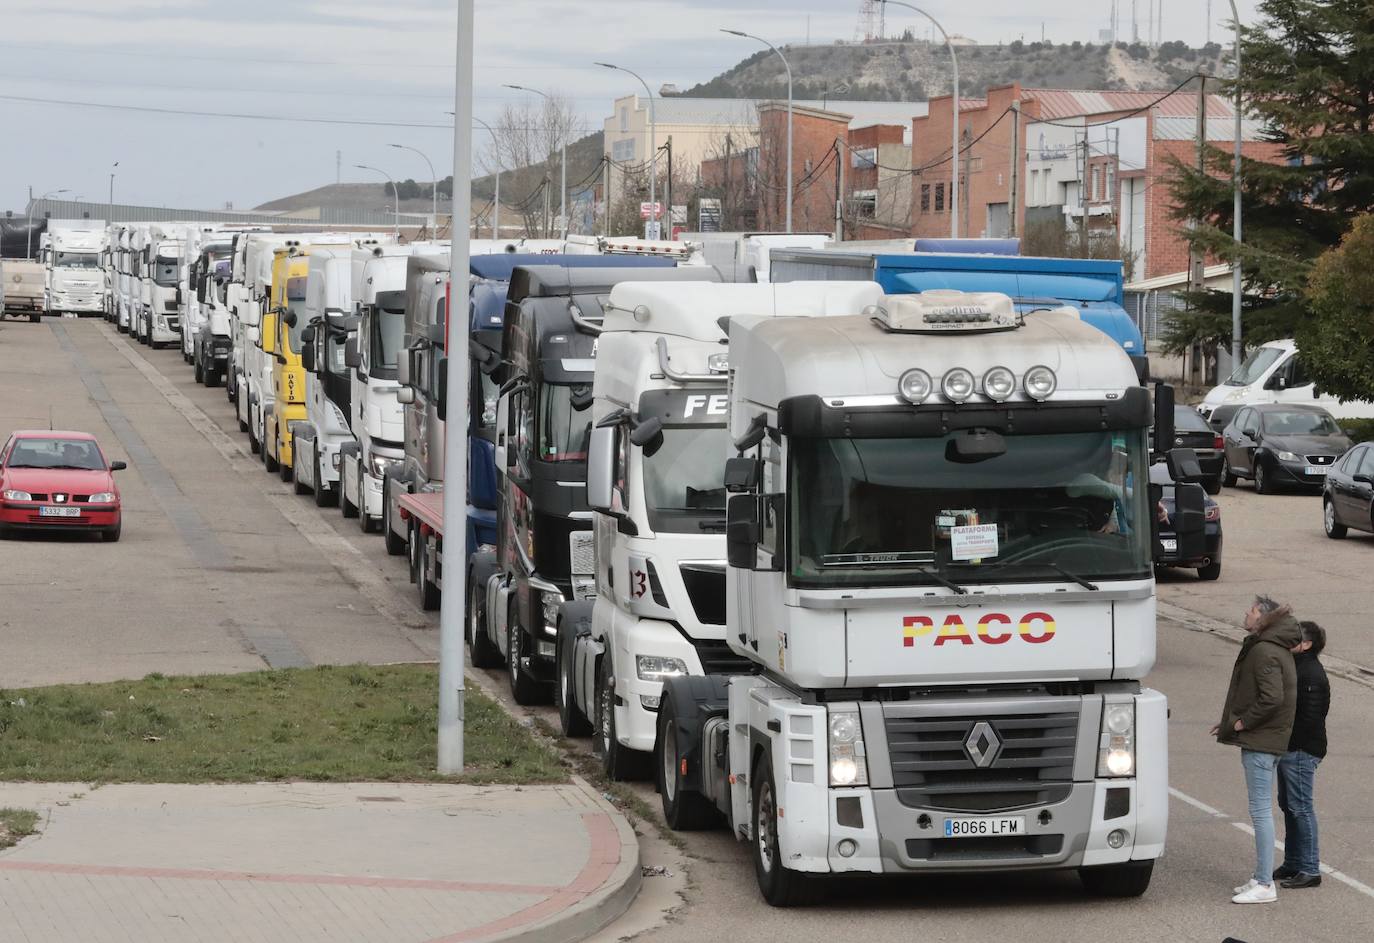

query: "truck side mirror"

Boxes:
[1167, 447, 1204, 484]
[726, 494, 759, 570]
[397, 386, 415, 405]
[629, 416, 663, 453]
[724, 456, 759, 493]
[1152, 381, 1175, 458]
[300, 343, 315, 372]
[587, 425, 616, 512]
[397, 349, 412, 386]
[1173, 482, 1208, 560]
[344, 337, 361, 368]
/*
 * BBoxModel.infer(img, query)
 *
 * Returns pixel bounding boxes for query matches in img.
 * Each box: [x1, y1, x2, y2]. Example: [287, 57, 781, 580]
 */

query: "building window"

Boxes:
[853, 190, 877, 218]
[619, 107, 629, 132]
[934, 183, 945, 212]
[1106, 164, 1116, 203]
[612, 139, 635, 162]
[920, 184, 931, 213]
[1092, 166, 1103, 202]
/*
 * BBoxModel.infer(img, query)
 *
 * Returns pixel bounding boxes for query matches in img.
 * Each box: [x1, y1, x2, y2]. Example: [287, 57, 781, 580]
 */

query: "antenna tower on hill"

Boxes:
[855, 0, 884, 42]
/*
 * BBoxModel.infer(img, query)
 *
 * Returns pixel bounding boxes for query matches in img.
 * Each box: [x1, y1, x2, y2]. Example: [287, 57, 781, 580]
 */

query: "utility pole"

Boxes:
[542, 173, 551, 238]
[1008, 100, 1021, 238]
[834, 138, 843, 242]
[665, 136, 673, 238]
[961, 126, 971, 239]
[1079, 133, 1091, 255]
[724, 133, 733, 231]
[601, 157, 610, 236]
[1189, 73, 1208, 294]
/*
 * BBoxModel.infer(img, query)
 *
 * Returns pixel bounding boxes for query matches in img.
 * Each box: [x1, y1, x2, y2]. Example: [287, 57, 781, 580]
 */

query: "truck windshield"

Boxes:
[284, 277, 308, 354]
[1226, 347, 1285, 386]
[788, 429, 1152, 589]
[540, 384, 592, 462]
[642, 426, 731, 533]
[153, 258, 179, 286]
[54, 252, 99, 268]
[372, 307, 406, 371]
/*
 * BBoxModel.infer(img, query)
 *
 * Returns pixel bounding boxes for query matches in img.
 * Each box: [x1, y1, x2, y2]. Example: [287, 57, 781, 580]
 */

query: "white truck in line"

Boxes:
[44, 220, 107, 316]
[556, 281, 884, 780]
[133, 223, 185, 348]
[111, 225, 137, 332]
[606, 287, 1211, 906]
[229, 233, 297, 423]
[289, 247, 357, 505]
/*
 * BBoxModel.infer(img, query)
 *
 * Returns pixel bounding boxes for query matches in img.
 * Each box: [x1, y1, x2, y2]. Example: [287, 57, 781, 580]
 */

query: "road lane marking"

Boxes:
[1171, 785, 1374, 901]
[97, 322, 430, 636]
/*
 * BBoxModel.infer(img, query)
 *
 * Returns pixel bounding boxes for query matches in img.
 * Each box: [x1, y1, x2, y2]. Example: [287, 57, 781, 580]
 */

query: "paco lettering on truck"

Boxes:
[901, 612, 1056, 647]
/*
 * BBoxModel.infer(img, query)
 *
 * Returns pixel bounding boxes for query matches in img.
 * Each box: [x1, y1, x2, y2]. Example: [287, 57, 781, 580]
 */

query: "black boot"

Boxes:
[1280, 872, 1322, 889]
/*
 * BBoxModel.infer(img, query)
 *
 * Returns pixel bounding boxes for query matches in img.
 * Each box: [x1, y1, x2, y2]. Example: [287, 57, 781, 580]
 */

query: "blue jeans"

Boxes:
[1241, 750, 1279, 885]
[1278, 750, 1322, 874]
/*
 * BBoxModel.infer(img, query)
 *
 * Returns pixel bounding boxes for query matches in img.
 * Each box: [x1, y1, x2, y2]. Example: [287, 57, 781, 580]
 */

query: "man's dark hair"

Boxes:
[1254, 595, 1282, 616]
[1299, 620, 1326, 657]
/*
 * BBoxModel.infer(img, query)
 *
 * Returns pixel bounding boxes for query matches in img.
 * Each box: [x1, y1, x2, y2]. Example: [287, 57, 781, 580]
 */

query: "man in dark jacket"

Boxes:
[1211, 595, 1301, 904]
[1275, 621, 1330, 889]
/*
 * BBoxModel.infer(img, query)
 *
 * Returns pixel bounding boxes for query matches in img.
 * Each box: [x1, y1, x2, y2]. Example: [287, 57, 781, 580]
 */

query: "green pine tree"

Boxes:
[1164, 0, 1374, 398]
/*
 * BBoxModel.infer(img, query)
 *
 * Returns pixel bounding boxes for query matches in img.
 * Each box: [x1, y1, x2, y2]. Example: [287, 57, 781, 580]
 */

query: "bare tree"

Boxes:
[478, 96, 583, 238]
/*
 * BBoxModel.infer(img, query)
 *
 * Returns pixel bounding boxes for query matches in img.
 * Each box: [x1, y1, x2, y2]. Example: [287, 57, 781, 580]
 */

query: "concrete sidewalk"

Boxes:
[0, 780, 640, 943]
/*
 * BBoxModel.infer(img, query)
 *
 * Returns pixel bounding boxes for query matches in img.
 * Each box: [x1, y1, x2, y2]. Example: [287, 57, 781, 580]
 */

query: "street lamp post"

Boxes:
[596, 62, 657, 239]
[504, 85, 567, 238]
[109, 161, 119, 223]
[723, 30, 793, 234]
[389, 144, 439, 232]
[1226, 0, 1244, 366]
[355, 164, 400, 237]
[28, 188, 69, 259]
[880, 1, 959, 239]
[472, 117, 501, 240]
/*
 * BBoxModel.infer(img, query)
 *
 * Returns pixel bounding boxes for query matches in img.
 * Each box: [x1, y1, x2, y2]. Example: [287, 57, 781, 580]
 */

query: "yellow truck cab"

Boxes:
[262, 250, 310, 480]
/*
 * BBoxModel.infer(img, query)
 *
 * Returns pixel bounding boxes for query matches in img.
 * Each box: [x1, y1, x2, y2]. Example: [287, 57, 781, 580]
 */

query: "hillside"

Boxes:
[677, 39, 1228, 101]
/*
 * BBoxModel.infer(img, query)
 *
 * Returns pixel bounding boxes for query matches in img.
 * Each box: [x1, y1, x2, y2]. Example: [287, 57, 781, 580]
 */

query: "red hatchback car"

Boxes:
[0, 431, 126, 541]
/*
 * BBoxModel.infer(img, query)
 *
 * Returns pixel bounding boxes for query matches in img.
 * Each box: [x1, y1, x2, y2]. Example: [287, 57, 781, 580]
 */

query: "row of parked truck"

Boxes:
[110, 224, 1212, 905]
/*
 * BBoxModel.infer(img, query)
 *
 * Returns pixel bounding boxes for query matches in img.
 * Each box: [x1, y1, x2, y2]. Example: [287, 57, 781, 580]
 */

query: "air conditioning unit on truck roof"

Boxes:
[643, 287, 1211, 906]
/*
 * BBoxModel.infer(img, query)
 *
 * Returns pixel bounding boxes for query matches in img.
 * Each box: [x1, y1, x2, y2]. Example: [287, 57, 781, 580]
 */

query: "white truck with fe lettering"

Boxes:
[644, 289, 1210, 905]
[45, 221, 107, 316]
[556, 281, 884, 781]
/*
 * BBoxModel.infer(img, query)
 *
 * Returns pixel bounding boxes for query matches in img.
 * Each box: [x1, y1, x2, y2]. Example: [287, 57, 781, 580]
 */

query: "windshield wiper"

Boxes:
[949, 560, 1099, 591]
[697, 518, 727, 532]
[914, 565, 969, 595]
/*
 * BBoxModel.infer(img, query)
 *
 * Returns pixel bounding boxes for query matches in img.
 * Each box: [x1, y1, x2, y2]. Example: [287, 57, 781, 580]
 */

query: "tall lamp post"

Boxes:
[504, 84, 567, 238]
[880, 1, 959, 239]
[1226, 0, 1244, 366]
[389, 143, 438, 232]
[472, 117, 501, 240]
[596, 62, 657, 239]
[109, 161, 119, 223]
[723, 29, 793, 234]
[355, 164, 400, 237]
[27, 188, 69, 259]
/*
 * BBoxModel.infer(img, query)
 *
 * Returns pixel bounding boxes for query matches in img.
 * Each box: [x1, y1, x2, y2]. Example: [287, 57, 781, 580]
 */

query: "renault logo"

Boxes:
[964, 721, 1003, 768]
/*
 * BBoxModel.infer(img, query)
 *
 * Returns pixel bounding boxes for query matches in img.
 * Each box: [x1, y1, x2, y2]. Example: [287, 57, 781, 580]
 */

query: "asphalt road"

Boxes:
[3, 317, 1371, 941]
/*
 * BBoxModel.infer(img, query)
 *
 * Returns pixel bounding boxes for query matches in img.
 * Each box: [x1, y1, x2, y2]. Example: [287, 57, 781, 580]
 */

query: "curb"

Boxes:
[1159, 599, 1374, 692]
[483, 776, 642, 943]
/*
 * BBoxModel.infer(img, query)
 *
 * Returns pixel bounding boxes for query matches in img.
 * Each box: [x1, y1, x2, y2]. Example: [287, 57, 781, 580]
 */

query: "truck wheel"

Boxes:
[507, 616, 543, 706]
[313, 450, 334, 508]
[263, 431, 278, 473]
[248, 415, 260, 454]
[1079, 861, 1154, 898]
[751, 752, 810, 907]
[279, 449, 293, 483]
[656, 695, 718, 829]
[193, 354, 204, 384]
[205, 364, 221, 388]
[341, 466, 359, 519]
[29, 313, 40, 324]
[556, 618, 593, 737]
[383, 492, 406, 556]
[416, 536, 440, 612]
[598, 655, 649, 781]
[408, 520, 422, 584]
[468, 567, 502, 668]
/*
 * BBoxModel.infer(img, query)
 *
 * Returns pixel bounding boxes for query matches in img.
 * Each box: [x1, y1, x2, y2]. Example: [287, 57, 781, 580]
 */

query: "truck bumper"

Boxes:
[612, 618, 706, 753]
[150, 315, 180, 343]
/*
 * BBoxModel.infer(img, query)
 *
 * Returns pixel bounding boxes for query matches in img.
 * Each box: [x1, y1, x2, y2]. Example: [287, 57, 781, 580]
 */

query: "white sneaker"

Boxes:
[1232, 882, 1278, 904]
[1233, 878, 1259, 895]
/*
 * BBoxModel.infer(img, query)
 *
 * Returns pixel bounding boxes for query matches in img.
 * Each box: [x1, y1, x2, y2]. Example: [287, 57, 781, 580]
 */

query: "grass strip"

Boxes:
[0, 808, 39, 849]
[0, 664, 565, 785]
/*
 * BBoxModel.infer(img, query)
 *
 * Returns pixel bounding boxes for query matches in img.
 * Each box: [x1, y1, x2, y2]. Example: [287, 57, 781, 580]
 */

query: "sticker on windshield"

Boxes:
[950, 524, 999, 561]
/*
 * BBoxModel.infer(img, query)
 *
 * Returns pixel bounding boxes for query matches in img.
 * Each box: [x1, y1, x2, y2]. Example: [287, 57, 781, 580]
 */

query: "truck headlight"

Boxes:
[367, 453, 397, 479]
[540, 589, 564, 637]
[1098, 702, 1136, 778]
[2, 489, 32, 501]
[87, 492, 116, 504]
[635, 655, 687, 681]
[828, 709, 868, 786]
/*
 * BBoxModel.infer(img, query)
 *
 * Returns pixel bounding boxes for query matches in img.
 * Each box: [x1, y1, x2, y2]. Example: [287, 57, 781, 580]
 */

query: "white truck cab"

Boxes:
[141, 224, 185, 347]
[1199, 338, 1374, 422]
[45, 221, 108, 316]
[290, 248, 357, 504]
[563, 281, 885, 780]
[649, 289, 1207, 906]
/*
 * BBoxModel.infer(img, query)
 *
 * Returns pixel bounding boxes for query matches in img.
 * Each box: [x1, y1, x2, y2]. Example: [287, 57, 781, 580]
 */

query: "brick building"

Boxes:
[847, 124, 912, 240]
[757, 103, 850, 233]
[911, 83, 1285, 279]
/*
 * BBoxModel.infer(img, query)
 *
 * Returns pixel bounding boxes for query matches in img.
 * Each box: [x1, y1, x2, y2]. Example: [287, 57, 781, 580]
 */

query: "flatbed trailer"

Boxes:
[397, 489, 447, 609]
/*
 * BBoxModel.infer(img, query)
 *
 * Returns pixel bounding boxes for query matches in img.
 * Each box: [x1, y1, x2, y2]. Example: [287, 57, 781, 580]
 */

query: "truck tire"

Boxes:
[556, 612, 593, 737]
[597, 655, 649, 781]
[262, 426, 278, 472]
[382, 488, 406, 556]
[193, 354, 204, 384]
[656, 695, 718, 830]
[247, 407, 260, 453]
[469, 558, 502, 668]
[340, 465, 359, 519]
[752, 752, 811, 907]
[279, 449, 293, 483]
[416, 536, 440, 611]
[29, 313, 40, 324]
[205, 363, 221, 388]
[508, 617, 543, 706]
[1079, 861, 1154, 898]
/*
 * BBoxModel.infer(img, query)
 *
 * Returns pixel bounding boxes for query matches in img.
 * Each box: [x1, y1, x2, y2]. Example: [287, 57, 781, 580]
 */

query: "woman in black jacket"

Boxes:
[1275, 620, 1331, 889]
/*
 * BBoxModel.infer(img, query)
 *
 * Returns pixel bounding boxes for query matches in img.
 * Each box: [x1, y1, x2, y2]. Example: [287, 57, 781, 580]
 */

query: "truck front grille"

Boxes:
[884, 707, 1079, 814]
[568, 530, 594, 577]
[680, 563, 725, 626]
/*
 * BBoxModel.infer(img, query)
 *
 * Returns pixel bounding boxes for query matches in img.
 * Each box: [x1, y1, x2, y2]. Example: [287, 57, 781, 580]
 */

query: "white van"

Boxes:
[1199, 338, 1374, 422]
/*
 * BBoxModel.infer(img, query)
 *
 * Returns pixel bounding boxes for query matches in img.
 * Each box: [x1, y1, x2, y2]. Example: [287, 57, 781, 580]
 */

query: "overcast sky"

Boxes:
[0, 0, 1262, 213]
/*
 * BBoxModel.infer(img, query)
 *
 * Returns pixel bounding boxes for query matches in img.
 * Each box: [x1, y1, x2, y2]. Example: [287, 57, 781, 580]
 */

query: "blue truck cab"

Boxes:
[465, 253, 676, 556]
[769, 247, 1149, 382]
